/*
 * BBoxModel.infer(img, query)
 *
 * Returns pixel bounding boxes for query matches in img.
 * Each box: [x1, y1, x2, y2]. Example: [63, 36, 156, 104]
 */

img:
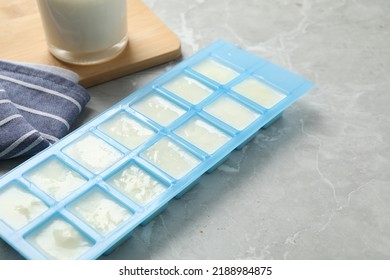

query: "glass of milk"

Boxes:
[36, 0, 128, 65]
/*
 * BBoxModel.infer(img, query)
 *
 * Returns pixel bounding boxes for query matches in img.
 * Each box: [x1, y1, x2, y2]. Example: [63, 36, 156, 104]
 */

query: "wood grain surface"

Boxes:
[0, 0, 181, 87]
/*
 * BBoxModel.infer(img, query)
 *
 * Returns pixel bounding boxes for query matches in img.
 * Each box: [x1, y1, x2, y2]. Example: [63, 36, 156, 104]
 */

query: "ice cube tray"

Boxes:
[0, 40, 314, 259]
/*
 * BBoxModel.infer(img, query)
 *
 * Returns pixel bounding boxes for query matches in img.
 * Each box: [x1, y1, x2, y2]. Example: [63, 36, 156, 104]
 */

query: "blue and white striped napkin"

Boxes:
[0, 60, 90, 159]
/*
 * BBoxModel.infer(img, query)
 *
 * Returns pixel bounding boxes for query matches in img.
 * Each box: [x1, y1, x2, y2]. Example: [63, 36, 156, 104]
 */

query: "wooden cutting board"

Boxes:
[0, 0, 181, 87]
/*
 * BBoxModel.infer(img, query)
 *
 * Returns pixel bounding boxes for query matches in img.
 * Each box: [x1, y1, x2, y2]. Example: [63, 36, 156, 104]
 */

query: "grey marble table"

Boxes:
[1, 0, 389, 260]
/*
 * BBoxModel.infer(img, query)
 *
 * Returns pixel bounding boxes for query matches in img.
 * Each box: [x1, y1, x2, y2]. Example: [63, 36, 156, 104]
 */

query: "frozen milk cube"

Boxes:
[175, 117, 231, 154]
[142, 138, 201, 179]
[204, 96, 260, 130]
[132, 94, 186, 126]
[0, 184, 48, 229]
[107, 164, 166, 206]
[163, 74, 213, 104]
[25, 158, 86, 200]
[69, 189, 132, 235]
[27, 218, 92, 260]
[63, 133, 122, 173]
[232, 77, 286, 109]
[99, 112, 155, 150]
[192, 58, 239, 84]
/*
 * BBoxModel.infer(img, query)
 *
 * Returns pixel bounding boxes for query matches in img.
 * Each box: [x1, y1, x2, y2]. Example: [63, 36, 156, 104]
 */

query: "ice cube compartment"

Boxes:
[0, 40, 314, 259]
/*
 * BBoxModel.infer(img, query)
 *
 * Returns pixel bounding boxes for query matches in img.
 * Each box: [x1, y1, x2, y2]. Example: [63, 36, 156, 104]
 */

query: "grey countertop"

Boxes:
[1, 0, 390, 260]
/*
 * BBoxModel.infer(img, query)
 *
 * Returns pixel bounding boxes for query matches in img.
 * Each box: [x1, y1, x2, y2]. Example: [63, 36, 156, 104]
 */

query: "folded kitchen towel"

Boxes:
[0, 60, 90, 159]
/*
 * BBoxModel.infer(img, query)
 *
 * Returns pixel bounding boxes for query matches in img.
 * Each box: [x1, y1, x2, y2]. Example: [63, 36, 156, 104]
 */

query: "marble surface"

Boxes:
[1, 0, 390, 260]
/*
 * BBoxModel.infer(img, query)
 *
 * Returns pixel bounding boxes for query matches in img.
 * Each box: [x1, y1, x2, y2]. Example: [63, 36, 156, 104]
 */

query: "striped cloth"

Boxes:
[0, 60, 90, 159]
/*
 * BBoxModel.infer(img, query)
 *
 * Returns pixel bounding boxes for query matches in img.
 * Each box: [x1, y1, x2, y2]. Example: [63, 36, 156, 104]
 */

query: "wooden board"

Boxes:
[0, 0, 181, 87]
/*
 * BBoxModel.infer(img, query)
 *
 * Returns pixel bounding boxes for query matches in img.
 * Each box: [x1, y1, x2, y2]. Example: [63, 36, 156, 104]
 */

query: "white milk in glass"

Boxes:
[232, 77, 286, 109]
[69, 189, 131, 235]
[192, 58, 239, 84]
[143, 138, 201, 179]
[132, 94, 186, 126]
[27, 219, 92, 260]
[63, 134, 122, 173]
[108, 164, 166, 206]
[175, 118, 231, 154]
[99, 113, 155, 150]
[0, 184, 48, 229]
[204, 96, 260, 130]
[36, 0, 128, 64]
[25, 158, 86, 200]
[163, 74, 213, 104]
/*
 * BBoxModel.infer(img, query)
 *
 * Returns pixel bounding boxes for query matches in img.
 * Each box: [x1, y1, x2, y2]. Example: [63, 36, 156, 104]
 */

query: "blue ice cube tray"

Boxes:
[0, 40, 314, 259]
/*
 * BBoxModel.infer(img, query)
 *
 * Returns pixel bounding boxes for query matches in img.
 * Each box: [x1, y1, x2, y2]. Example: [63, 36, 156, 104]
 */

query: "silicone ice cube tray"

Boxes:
[0, 40, 314, 259]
